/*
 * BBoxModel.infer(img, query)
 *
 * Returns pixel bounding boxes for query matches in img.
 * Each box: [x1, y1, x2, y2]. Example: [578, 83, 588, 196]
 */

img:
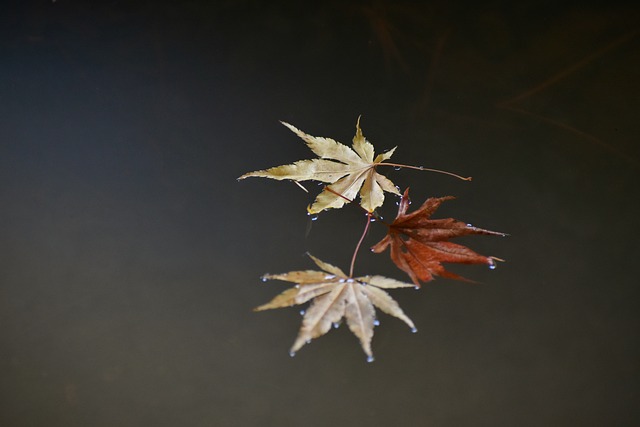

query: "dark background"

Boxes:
[1, 1, 639, 426]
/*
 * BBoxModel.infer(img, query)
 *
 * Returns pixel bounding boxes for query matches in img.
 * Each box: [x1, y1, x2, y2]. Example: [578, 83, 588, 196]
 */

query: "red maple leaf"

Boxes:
[371, 188, 506, 286]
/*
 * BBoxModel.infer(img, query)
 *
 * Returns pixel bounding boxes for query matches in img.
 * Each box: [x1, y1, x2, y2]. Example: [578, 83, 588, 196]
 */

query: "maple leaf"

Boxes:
[255, 254, 416, 361]
[238, 118, 401, 214]
[371, 188, 506, 286]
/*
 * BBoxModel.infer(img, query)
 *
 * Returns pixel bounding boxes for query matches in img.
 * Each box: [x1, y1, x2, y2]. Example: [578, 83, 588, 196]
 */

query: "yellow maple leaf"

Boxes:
[238, 118, 401, 214]
[255, 254, 416, 361]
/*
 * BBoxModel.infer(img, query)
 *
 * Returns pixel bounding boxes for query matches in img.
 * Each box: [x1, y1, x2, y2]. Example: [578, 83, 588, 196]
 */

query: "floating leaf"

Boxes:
[239, 118, 401, 214]
[371, 188, 506, 286]
[256, 254, 415, 360]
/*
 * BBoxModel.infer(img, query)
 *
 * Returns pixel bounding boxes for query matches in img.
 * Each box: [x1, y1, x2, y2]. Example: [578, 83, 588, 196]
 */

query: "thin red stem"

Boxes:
[349, 213, 372, 278]
[377, 163, 472, 181]
[324, 185, 384, 220]
[321, 186, 384, 276]
[324, 186, 354, 204]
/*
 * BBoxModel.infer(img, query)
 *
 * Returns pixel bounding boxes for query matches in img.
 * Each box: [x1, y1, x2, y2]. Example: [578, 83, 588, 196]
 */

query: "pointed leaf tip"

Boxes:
[372, 189, 506, 285]
[238, 120, 407, 214]
[254, 255, 418, 360]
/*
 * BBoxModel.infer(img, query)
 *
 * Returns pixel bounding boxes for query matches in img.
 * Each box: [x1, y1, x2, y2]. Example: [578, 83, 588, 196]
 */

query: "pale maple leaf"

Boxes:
[255, 254, 416, 361]
[238, 118, 401, 214]
[371, 188, 506, 286]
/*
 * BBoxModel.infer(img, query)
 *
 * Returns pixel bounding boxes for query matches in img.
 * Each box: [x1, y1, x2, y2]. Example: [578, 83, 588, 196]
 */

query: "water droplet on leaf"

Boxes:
[367, 355, 375, 363]
[289, 351, 296, 357]
[411, 327, 418, 333]
[373, 319, 380, 326]
[299, 310, 305, 316]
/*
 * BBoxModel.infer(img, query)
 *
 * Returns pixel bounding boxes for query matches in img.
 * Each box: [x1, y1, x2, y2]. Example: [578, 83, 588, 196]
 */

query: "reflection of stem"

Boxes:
[498, 30, 637, 107]
[350, 213, 372, 277]
[362, 1, 410, 74]
[418, 28, 451, 113]
[503, 105, 639, 166]
[496, 30, 639, 166]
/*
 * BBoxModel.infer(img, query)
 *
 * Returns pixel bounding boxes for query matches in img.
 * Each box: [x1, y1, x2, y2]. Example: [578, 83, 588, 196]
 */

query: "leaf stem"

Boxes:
[324, 186, 354, 204]
[292, 180, 309, 193]
[322, 185, 380, 276]
[324, 185, 384, 220]
[349, 213, 372, 277]
[377, 163, 472, 181]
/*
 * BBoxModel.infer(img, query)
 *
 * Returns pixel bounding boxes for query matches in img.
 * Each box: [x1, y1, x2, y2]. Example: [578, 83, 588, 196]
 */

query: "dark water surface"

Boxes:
[1, 1, 639, 426]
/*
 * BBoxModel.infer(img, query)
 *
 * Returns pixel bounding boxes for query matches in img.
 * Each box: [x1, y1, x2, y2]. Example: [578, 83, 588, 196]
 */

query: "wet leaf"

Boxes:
[255, 254, 415, 360]
[371, 188, 506, 286]
[238, 118, 401, 214]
